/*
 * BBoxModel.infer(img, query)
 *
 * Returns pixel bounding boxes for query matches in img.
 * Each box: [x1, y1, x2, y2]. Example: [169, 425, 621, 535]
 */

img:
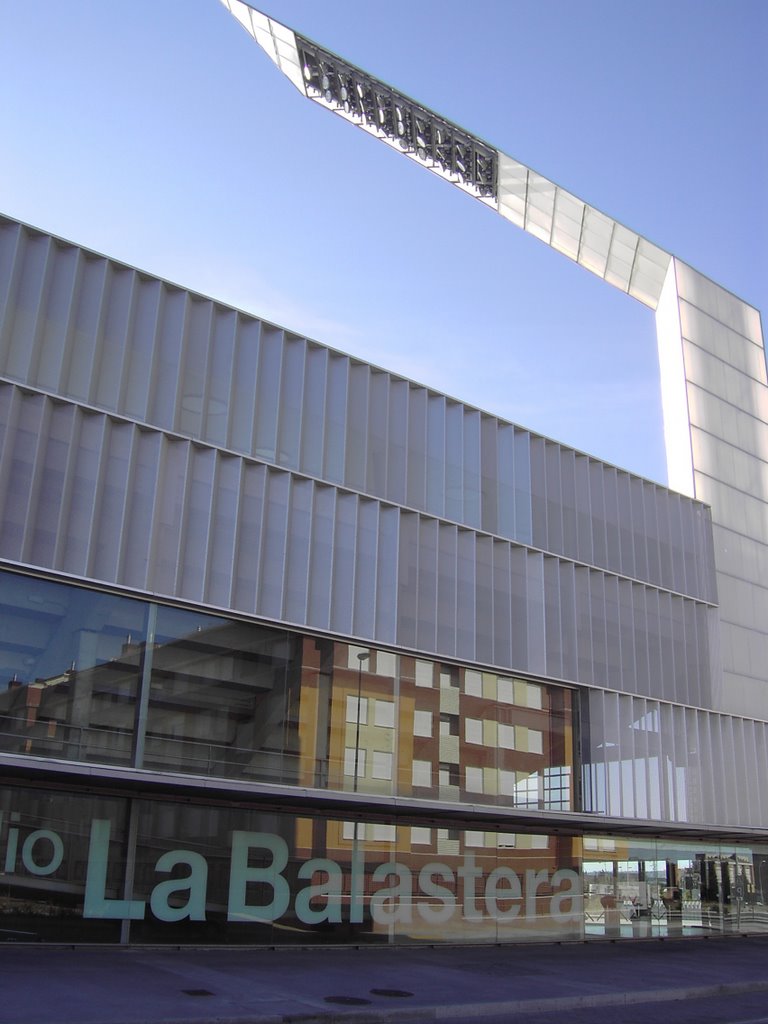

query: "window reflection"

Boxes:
[130, 805, 582, 945]
[0, 573, 147, 765]
[0, 785, 127, 943]
[144, 611, 304, 782]
[0, 569, 574, 808]
[581, 837, 768, 939]
[1, 782, 768, 945]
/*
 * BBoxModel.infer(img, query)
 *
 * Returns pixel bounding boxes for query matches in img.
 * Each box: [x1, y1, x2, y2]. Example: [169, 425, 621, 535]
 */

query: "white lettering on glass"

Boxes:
[1, 813, 582, 928]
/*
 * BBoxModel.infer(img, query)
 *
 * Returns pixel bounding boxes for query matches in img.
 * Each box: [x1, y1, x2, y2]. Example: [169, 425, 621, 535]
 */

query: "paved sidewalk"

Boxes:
[2, 936, 768, 1024]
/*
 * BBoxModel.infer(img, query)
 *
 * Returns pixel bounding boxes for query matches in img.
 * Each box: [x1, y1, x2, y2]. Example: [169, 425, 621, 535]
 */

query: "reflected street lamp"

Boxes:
[354, 650, 369, 793]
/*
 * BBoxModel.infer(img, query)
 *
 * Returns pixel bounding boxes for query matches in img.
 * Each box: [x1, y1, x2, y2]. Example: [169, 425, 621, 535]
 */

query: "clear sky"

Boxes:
[2, 0, 765, 485]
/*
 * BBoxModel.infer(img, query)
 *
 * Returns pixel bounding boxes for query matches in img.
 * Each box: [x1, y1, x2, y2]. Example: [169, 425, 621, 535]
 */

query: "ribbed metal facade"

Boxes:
[0, 218, 717, 689]
[0, 218, 715, 599]
[2, 214, 768, 831]
[0, 381, 716, 700]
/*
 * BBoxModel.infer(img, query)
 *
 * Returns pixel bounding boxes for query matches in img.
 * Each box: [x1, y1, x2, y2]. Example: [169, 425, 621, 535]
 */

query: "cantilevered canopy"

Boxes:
[219, 0, 671, 310]
[220, 1, 768, 723]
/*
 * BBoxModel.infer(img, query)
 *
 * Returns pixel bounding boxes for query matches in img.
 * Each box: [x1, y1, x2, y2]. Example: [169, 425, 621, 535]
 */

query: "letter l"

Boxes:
[84, 819, 144, 920]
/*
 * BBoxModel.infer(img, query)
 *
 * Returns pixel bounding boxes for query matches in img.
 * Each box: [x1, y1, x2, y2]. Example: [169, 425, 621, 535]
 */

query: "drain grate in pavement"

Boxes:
[370, 989, 414, 998]
[182, 989, 214, 997]
[324, 996, 372, 1006]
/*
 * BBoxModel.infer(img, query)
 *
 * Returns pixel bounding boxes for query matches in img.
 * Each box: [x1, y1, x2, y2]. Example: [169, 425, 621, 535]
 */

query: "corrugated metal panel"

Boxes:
[0, 217, 717, 602]
[0, 381, 716, 704]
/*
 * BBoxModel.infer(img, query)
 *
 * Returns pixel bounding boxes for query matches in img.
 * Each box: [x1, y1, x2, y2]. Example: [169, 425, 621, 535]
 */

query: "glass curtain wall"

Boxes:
[0, 569, 573, 809]
[581, 835, 768, 940]
[2, 785, 767, 945]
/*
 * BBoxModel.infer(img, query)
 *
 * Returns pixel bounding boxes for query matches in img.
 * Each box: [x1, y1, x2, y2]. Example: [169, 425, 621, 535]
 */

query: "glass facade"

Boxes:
[0, 570, 572, 809]
[3, 566, 768, 832]
[2, 783, 767, 945]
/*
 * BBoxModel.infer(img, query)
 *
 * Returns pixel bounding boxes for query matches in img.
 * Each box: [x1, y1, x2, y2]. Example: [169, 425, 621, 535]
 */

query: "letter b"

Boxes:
[227, 831, 290, 923]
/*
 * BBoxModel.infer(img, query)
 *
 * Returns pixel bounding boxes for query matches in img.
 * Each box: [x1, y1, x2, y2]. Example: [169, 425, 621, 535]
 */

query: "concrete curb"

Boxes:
[85, 978, 768, 1024]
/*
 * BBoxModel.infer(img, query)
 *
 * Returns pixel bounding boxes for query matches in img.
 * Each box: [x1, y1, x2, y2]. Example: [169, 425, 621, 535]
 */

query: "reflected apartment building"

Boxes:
[0, 3, 767, 945]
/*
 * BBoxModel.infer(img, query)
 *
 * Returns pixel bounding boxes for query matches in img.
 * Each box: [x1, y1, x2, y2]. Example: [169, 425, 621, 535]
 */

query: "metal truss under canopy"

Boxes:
[297, 38, 497, 201]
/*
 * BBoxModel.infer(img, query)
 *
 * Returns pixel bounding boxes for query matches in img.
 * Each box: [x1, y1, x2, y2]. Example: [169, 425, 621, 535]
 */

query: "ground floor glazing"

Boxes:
[1, 782, 766, 945]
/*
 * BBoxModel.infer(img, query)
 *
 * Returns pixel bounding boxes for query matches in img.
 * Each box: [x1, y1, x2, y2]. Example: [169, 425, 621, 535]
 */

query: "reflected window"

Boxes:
[413, 759, 432, 787]
[439, 666, 459, 688]
[439, 713, 459, 737]
[373, 700, 394, 728]
[143, 610, 303, 785]
[527, 683, 543, 709]
[497, 677, 514, 703]
[414, 710, 432, 737]
[0, 572, 147, 767]
[498, 724, 516, 749]
[372, 750, 393, 780]
[372, 823, 396, 842]
[347, 644, 370, 669]
[499, 770, 515, 796]
[465, 766, 483, 793]
[528, 729, 543, 754]
[346, 695, 368, 724]
[415, 660, 433, 687]
[465, 718, 483, 744]
[0, 570, 575, 809]
[411, 826, 431, 844]
[515, 772, 542, 808]
[342, 820, 366, 840]
[376, 650, 396, 677]
[465, 830, 485, 846]
[344, 747, 365, 777]
[464, 669, 483, 696]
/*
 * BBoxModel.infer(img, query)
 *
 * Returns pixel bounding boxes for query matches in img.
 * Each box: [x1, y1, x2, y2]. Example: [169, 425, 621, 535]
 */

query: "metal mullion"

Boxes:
[131, 600, 157, 772]
[119, 798, 141, 945]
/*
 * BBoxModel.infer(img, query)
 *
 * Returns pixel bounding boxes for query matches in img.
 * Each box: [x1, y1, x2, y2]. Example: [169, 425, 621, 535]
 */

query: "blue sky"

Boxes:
[2, 0, 765, 485]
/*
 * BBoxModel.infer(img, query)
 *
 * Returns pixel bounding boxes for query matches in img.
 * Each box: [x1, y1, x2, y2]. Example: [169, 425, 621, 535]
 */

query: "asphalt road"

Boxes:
[2, 936, 768, 1024]
[451, 993, 768, 1024]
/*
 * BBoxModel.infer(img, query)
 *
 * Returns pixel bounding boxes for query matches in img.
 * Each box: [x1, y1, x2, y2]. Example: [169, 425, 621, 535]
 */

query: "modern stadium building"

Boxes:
[0, 0, 765, 945]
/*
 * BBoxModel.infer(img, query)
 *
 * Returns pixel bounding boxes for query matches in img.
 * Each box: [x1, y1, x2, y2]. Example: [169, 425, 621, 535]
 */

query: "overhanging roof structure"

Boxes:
[219, 0, 768, 723]
[219, 0, 671, 311]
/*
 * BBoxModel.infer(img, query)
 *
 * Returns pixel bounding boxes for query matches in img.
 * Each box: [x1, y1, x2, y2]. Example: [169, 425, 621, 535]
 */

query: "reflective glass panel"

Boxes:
[0, 784, 128, 942]
[0, 573, 147, 765]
